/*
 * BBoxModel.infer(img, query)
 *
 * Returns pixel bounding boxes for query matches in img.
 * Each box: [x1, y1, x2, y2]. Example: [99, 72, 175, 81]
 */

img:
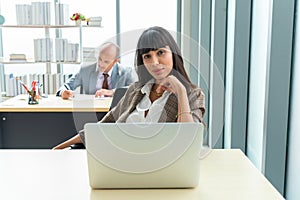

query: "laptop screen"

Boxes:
[85, 123, 204, 189]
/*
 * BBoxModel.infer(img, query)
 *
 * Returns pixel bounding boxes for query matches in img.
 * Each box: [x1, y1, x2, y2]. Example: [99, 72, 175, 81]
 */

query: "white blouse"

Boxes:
[122, 79, 171, 123]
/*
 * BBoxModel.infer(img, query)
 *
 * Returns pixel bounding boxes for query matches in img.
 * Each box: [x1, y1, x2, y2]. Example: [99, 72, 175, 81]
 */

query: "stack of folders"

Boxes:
[87, 16, 102, 27]
[9, 54, 27, 61]
[33, 38, 53, 62]
[55, 38, 79, 62]
[16, 2, 51, 25]
[83, 47, 97, 64]
[55, 3, 69, 25]
[34, 38, 79, 63]
[15, 4, 31, 25]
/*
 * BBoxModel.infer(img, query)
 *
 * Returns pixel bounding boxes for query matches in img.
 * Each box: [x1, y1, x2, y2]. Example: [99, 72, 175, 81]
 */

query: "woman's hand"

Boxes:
[52, 134, 82, 150]
[155, 75, 186, 96]
[156, 75, 193, 122]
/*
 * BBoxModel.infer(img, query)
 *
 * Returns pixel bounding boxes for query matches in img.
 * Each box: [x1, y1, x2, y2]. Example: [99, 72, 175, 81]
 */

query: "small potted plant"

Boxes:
[70, 13, 86, 25]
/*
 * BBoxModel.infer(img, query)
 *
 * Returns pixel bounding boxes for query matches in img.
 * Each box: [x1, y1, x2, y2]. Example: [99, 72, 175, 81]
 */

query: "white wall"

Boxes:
[285, 1, 300, 199]
[224, 0, 235, 147]
[247, 0, 272, 170]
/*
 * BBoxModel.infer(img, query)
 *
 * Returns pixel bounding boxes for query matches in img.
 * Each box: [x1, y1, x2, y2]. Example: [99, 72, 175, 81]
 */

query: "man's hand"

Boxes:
[61, 90, 74, 99]
[95, 89, 114, 97]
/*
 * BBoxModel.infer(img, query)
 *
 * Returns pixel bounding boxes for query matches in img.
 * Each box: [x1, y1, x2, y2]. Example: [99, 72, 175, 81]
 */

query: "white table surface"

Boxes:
[0, 149, 285, 200]
[0, 94, 112, 112]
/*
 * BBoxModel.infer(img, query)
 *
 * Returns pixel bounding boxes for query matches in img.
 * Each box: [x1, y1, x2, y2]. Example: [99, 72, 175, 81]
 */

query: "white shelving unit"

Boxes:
[0, 0, 104, 97]
[0, 23, 84, 96]
[0, 24, 83, 72]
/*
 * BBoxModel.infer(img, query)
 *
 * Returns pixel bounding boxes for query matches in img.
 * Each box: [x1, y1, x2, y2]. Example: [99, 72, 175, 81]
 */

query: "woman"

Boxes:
[53, 26, 205, 149]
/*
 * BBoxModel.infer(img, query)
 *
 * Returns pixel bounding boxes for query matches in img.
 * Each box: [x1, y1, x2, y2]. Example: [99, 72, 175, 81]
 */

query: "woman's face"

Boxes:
[142, 46, 173, 81]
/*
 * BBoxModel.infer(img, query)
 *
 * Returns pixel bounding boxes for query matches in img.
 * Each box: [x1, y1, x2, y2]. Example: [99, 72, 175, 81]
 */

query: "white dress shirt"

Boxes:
[96, 68, 113, 90]
[122, 79, 171, 123]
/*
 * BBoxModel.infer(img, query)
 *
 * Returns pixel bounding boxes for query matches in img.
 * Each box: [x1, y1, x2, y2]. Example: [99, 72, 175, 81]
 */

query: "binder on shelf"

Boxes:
[87, 16, 102, 27]
[55, 38, 79, 62]
[16, 76, 22, 95]
[66, 43, 79, 62]
[5, 74, 13, 97]
[33, 39, 41, 62]
[49, 73, 54, 94]
[55, 38, 68, 62]
[34, 38, 53, 62]
[44, 73, 50, 95]
[38, 74, 44, 94]
[15, 4, 32, 25]
[55, 3, 69, 25]
[83, 47, 97, 64]
[31, 2, 51, 25]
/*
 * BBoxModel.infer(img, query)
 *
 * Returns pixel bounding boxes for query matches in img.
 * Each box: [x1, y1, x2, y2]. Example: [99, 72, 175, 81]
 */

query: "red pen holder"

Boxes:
[28, 90, 39, 105]
[28, 80, 39, 105]
[17, 79, 40, 105]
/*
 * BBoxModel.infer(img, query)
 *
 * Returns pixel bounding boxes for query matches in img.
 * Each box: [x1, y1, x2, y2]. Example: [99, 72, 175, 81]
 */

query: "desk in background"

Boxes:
[0, 94, 112, 149]
[0, 149, 284, 200]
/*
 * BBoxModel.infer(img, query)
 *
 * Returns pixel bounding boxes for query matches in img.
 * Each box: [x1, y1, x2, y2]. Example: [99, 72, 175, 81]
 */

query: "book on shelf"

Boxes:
[38, 74, 44, 94]
[86, 21, 102, 27]
[87, 16, 102, 27]
[55, 3, 69, 25]
[9, 53, 27, 61]
[34, 38, 53, 62]
[15, 4, 32, 25]
[82, 47, 97, 64]
[43, 73, 50, 95]
[55, 38, 79, 62]
[4, 73, 73, 97]
[5, 74, 14, 97]
[31, 2, 51, 25]
[16, 2, 51, 25]
[48, 73, 54, 94]
[55, 38, 67, 62]
[15, 2, 72, 26]
[66, 43, 79, 62]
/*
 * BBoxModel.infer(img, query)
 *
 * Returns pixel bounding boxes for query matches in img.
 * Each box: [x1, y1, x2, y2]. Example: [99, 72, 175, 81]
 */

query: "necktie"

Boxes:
[102, 73, 109, 89]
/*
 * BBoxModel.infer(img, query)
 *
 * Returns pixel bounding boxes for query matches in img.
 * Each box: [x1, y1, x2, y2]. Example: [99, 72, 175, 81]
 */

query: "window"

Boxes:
[119, 0, 177, 67]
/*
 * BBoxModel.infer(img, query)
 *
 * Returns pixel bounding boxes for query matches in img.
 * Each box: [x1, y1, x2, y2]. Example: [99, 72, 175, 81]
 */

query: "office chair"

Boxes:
[70, 87, 128, 149]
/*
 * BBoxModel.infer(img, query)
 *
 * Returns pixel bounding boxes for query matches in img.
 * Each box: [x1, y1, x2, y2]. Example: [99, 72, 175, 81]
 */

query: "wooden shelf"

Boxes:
[0, 57, 81, 64]
[0, 25, 80, 28]
[0, 25, 103, 28]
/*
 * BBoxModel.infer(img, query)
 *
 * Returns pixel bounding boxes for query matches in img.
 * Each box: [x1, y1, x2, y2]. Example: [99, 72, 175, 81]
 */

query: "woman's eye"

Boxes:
[157, 50, 165, 56]
[143, 54, 150, 59]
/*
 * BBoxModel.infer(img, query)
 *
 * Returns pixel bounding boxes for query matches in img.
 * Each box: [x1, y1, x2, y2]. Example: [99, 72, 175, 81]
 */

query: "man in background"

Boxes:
[56, 42, 137, 99]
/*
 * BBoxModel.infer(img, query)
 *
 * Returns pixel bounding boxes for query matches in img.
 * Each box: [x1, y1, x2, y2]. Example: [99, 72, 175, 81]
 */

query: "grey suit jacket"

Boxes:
[101, 82, 205, 123]
[56, 62, 137, 96]
[79, 81, 205, 144]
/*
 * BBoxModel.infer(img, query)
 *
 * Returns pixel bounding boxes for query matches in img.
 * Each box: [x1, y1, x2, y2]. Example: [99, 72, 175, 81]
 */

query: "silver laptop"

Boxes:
[84, 123, 204, 189]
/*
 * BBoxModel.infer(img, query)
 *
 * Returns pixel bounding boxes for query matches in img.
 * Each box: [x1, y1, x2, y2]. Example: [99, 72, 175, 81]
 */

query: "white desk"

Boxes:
[0, 95, 112, 148]
[0, 149, 284, 200]
[0, 94, 112, 112]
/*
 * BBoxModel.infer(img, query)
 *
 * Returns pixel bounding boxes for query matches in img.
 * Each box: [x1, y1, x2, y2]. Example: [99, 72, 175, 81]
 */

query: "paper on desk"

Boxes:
[94, 96, 111, 100]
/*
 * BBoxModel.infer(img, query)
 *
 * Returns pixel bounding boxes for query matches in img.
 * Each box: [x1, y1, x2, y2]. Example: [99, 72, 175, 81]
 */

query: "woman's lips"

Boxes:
[153, 68, 164, 75]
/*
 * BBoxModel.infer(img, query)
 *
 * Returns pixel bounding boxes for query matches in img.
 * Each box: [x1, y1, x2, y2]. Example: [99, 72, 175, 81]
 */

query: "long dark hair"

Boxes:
[135, 26, 193, 88]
